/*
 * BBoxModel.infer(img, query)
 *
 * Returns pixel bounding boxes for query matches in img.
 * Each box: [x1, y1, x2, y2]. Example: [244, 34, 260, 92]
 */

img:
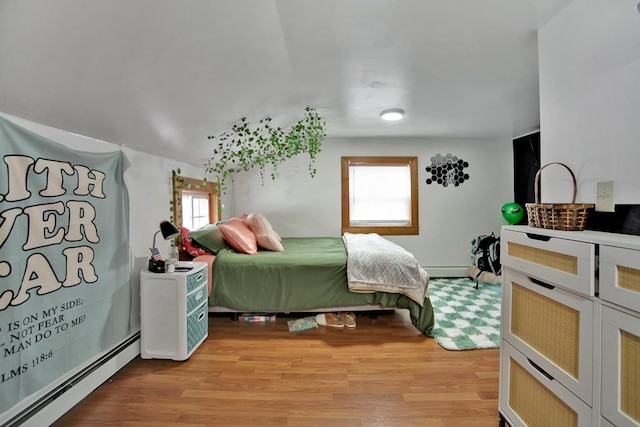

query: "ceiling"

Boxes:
[0, 0, 571, 166]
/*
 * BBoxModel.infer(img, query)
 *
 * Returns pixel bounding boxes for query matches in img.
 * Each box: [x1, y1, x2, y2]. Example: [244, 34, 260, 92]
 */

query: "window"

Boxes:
[341, 156, 419, 235]
[181, 191, 211, 230]
[172, 174, 221, 231]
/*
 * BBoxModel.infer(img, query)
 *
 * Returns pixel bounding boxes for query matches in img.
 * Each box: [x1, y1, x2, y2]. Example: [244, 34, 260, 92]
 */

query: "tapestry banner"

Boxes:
[0, 117, 131, 414]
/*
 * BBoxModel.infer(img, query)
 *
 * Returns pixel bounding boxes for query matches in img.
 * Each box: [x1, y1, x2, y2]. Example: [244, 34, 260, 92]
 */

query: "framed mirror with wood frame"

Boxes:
[172, 173, 221, 258]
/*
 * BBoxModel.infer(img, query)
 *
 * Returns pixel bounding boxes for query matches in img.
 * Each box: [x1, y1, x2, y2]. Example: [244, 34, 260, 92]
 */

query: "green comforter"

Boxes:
[211, 237, 435, 335]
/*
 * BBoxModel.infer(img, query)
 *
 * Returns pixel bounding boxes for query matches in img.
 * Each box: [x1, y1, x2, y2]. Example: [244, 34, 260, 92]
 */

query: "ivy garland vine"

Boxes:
[170, 169, 185, 225]
[204, 106, 326, 192]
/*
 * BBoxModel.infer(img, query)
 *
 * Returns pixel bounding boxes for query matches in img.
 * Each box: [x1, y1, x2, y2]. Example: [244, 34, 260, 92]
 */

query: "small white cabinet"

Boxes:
[499, 226, 640, 427]
[140, 262, 208, 360]
[600, 245, 640, 427]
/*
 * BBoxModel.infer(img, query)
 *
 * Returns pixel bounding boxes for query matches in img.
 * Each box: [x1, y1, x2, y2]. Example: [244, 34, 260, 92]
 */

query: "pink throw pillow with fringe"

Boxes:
[180, 227, 208, 257]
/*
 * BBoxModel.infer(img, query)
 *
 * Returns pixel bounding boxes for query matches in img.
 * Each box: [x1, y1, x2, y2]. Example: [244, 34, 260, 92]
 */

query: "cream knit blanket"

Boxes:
[342, 232, 429, 305]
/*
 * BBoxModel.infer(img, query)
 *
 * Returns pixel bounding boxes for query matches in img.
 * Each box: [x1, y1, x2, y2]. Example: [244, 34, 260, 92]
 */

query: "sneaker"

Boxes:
[339, 312, 356, 328]
[315, 313, 344, 328]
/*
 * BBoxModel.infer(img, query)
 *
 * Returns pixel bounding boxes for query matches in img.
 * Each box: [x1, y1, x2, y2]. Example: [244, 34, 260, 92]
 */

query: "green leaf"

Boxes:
[205, 107, 326, 193]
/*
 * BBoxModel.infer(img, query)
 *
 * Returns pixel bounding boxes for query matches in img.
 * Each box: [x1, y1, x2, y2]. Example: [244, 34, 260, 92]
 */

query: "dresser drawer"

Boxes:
[499, 340, 592, 427]
[186, 301, 208, 355]
[601, 305, 640, 427]
[186, 282, 207, 313]
[187, 267, 207, 293]
[600, 245, 640, 313]
[502, 268, 595, 404]
[501, 229, 595, 296]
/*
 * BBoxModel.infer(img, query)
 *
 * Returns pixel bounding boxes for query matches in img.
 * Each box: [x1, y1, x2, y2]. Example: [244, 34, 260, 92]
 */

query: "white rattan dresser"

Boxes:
[499, 225, 640, 427]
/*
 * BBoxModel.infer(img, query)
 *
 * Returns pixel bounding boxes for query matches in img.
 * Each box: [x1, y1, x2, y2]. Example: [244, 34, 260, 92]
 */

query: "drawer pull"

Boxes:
[196, 273, 204, 282]
[530, 277, 555, 290]
[198, 311, 206, 322]
[527, 358, 554, 381]
[195, 290, 203, 301]
[526, 233, 551, 242]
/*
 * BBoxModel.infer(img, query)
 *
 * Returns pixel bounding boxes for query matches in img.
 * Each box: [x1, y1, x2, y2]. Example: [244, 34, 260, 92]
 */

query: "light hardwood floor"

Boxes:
[53, 311, 500, 427]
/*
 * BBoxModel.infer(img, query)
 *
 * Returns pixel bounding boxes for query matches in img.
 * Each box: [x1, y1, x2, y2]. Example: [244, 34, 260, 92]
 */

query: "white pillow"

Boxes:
[243, 213, 284, 252]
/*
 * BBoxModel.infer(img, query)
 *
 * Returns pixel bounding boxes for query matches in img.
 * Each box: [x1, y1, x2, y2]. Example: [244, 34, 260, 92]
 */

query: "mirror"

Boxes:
[172, 174, 221, 231]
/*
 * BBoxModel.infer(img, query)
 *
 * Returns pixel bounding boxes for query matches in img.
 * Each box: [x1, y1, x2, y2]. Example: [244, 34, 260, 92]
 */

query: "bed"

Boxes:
[182, 217, 435, 335]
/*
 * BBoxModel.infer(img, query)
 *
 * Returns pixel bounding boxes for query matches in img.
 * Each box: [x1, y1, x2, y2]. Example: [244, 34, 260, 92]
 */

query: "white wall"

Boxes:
[0, 112, 206, 329]
[228, 136, 513, 269]
[0, 115, 514, 272]
[538, 0, 640, 204]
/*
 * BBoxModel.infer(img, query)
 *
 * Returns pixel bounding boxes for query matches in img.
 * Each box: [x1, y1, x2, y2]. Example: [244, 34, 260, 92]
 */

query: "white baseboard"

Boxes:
[423, 266, 470, 278]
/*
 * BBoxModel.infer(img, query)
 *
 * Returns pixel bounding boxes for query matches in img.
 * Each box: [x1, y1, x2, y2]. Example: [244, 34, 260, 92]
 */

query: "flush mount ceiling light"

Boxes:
[380, 108, 405, 121]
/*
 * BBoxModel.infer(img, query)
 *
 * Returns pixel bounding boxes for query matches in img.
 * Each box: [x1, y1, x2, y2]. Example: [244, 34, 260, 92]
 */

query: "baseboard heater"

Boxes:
[1, 332, 140, 427]
[423, 266, 470, 278]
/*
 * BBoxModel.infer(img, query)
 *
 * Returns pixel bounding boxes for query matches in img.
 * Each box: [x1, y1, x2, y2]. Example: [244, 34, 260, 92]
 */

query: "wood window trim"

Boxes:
[341, 156, 419, 236]
[172, 174, 221, 231]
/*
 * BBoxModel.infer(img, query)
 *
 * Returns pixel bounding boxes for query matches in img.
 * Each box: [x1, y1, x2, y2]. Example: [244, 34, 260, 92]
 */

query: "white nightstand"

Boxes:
[140, 261, 208, 360]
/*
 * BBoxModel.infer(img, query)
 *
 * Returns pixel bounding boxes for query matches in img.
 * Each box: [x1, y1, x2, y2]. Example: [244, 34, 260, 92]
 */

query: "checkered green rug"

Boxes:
[428, 277, 501, 350]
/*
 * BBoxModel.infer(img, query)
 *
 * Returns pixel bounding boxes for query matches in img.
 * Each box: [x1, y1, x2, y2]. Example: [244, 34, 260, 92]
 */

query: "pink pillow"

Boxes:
[218, 217, 258, 255]
[243, 213, 284, 252]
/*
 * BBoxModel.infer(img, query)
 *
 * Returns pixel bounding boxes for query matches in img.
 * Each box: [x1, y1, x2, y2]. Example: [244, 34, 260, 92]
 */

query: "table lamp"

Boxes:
[148, 220, 180, 273]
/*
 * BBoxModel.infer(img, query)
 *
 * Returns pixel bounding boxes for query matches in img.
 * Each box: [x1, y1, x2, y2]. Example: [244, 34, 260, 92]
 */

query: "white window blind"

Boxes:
[349, 165, 411, 226]
[182, 191, 210, 230]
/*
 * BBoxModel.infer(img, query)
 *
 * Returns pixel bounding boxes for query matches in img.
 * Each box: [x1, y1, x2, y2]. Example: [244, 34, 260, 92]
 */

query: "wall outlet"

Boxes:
[595, 181, 615, 212]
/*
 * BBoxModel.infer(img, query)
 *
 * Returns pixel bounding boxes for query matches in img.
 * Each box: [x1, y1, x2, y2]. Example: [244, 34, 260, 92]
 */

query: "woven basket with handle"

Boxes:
[525, 162, 594, 231]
